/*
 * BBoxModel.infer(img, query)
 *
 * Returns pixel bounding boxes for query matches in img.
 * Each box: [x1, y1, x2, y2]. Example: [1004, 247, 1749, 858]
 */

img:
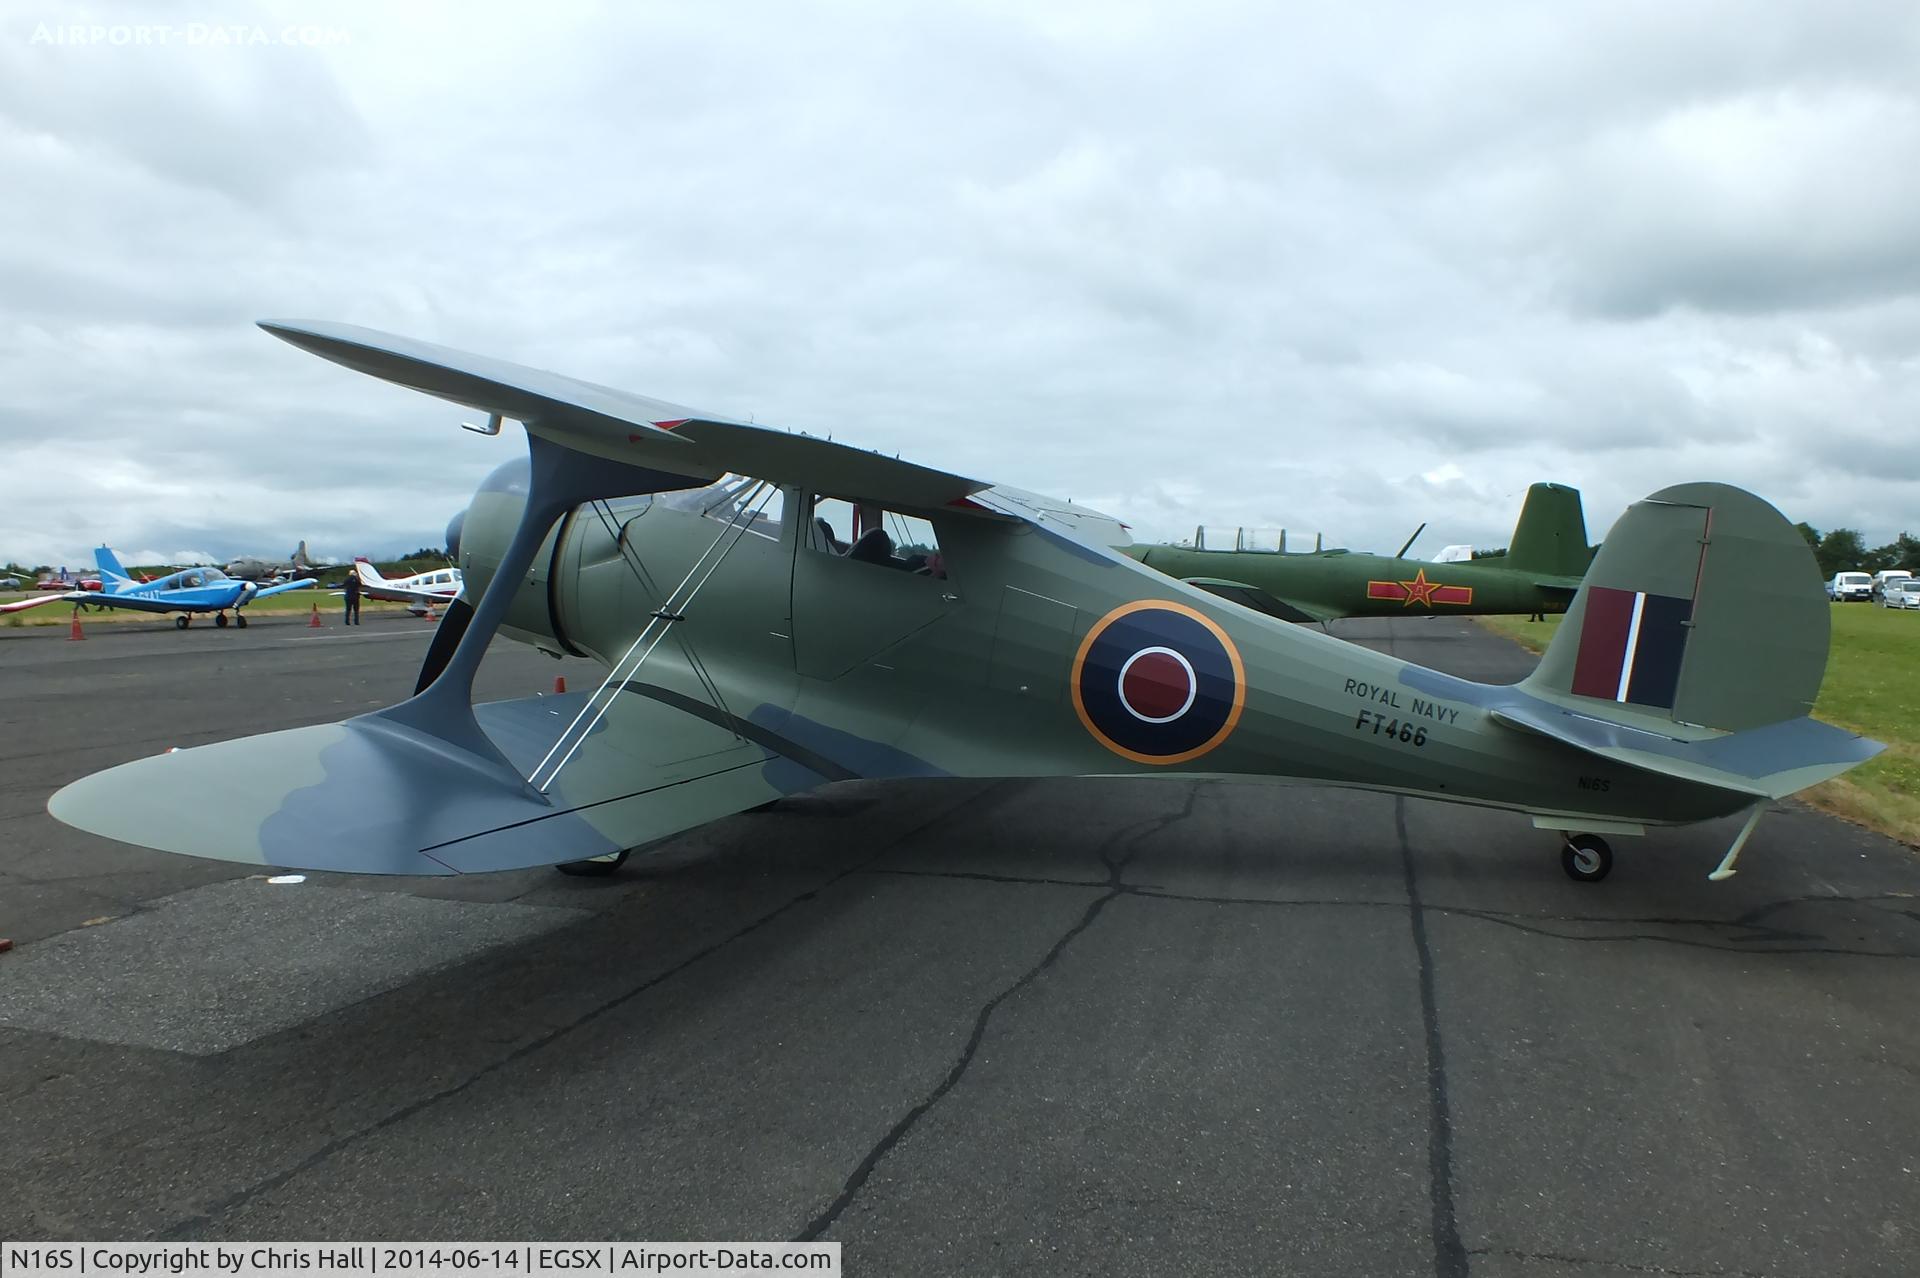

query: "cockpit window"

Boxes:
[807, 496, 947, 578]
[659, 474, 786, 542]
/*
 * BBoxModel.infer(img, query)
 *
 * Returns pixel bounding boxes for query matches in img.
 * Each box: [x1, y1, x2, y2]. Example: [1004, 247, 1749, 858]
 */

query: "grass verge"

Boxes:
[1477, 607, 1920, 846]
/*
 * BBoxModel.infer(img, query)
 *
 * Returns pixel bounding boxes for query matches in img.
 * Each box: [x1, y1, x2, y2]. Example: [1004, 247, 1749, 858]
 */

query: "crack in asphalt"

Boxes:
[794, 782, 1206, 1242]
[154, 786, 1008, 1241]
[1435, 903, 1920, 959]
[1467, 1245, 1791, 1277]
[860, 859, 1920, 959]
[0, 1068, 71, 1103]
[854, 869, 1920, 959]
[1397, 797, 1468, 1278]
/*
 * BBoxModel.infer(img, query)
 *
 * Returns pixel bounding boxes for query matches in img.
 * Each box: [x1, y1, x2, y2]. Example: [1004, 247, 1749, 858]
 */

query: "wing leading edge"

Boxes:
[259, 320, 988, 512]
[49, 689, 835, 874]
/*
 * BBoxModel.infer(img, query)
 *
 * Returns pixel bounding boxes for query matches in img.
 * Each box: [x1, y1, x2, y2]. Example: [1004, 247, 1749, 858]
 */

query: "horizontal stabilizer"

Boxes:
[49, 691, 832, 875]
[1489, 700, 1880, 800]
[1478, 481, 1884, 802]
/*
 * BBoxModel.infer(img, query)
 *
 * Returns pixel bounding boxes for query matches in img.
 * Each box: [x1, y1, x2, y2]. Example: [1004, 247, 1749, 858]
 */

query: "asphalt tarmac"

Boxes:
[2, 613, 1917, 1276]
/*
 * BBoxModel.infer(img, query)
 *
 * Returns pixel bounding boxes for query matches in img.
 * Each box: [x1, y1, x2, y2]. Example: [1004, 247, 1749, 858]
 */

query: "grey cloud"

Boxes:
[2, 0, 1918, 572]
[1, 1, 369, 204]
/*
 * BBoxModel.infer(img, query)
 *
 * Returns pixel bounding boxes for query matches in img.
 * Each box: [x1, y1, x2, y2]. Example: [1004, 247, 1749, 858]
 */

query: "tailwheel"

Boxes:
[556, 849, 631, 877]
[236, 613, 248, 628]
[215, 613, 229, 628]
[174, 615, 189, 630]
[1560, 833, 1613, 882]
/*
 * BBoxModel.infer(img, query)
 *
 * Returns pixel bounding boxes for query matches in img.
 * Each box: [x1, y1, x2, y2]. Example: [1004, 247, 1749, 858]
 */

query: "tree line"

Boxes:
[1794, 524, 1919, 579]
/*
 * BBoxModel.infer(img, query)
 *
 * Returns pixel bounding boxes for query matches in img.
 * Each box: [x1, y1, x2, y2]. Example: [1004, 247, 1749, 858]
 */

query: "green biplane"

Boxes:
[50, 322, 1879, 884]
[1126, 483, 1593, 624]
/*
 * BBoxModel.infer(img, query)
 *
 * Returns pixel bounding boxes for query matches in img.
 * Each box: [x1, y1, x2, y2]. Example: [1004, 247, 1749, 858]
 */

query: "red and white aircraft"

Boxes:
[353, 559, 463, 615]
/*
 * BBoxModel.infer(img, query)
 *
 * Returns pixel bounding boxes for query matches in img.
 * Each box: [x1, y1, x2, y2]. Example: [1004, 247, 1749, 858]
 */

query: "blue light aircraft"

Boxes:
[0, 546, 314, 628]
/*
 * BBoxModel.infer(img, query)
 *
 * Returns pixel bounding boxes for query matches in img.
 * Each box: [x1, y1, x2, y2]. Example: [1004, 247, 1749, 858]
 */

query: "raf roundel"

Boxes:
[1072, 601, 1247, 765]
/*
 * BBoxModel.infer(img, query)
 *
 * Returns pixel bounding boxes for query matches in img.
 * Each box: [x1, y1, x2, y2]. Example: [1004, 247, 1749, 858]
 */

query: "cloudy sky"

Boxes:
[4, 0, 1918, 570]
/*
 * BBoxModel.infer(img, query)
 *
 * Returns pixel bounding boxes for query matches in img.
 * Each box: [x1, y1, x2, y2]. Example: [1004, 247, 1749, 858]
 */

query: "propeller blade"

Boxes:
[414, 594, 475, 694]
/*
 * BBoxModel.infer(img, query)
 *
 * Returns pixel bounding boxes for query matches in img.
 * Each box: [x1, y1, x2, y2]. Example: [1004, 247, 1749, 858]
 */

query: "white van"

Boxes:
[1828, 571, 1872, 602]
[1871, 568, 1912, 600]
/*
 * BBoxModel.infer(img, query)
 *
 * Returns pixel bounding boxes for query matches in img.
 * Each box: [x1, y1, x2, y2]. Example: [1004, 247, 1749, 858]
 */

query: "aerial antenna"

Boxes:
[461, 412, 504, 437]
[1395, 522, 1427, 559]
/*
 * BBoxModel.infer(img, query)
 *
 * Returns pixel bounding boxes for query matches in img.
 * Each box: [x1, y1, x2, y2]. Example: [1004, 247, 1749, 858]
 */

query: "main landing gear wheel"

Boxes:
[236, 613, 248, 628]
[215, 613, 229, 628]
[174, 615, 189, 630]
[556, 849, 631, 877]
[1561, 834, 1613, 883]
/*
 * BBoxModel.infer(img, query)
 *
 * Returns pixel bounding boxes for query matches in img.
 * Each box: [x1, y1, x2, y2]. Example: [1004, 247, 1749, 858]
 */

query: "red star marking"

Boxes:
[1400, 569, 1441, 606]
[1367, 574, 1474, 606]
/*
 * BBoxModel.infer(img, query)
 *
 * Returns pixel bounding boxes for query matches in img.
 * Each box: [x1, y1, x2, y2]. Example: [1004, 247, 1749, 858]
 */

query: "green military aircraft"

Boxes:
[50, 322, 1879, 884]
[1125, 483, 1593, 623]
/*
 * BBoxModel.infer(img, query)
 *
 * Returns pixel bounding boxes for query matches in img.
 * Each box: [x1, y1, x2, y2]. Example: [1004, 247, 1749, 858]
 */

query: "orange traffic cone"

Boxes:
[308, 601, 323, 629]
[554, 676, 567, 694]
[68, 611, 84, 641]
[423, 603, 438, 621]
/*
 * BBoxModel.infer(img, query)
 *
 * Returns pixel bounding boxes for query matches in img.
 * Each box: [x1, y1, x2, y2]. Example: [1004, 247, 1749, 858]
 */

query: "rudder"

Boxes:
[1504, 483, 1591, 578]
[1525, 483, 1827, 733]
[93, 545, 133, 583]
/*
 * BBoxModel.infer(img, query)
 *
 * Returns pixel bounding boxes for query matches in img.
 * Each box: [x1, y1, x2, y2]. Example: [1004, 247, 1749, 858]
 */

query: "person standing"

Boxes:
[343, 563, 362, 625]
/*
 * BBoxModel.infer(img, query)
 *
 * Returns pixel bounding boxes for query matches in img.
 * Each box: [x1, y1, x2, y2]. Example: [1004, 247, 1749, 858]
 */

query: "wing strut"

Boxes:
[582, 496, 739, 740]
[528, 480, 778, 792]
[376, 433, 711, 784]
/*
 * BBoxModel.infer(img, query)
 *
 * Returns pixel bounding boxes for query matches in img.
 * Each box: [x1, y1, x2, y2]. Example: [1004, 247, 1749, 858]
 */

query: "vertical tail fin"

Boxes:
[1503, 483, 1591, 578]
[1525, 483, 1826, 733]
[93, 545, 133, 584]
[354, 558, 388, 586]
[292, 539, 311, 566]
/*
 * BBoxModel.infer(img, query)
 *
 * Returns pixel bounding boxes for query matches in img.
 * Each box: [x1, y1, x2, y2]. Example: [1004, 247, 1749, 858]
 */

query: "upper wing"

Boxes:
[50, 688, 836, 874]
[260, 320, 987, 512]
[1180, 577, 1341, 624]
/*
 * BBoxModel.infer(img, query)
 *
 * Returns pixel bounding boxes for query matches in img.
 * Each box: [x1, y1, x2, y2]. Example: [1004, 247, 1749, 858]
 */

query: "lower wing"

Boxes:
[50, 688, 836, 874]
[64, 592, 217, 615]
